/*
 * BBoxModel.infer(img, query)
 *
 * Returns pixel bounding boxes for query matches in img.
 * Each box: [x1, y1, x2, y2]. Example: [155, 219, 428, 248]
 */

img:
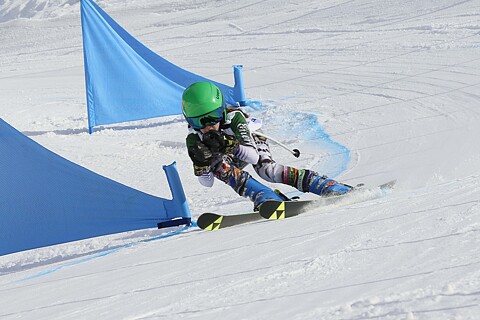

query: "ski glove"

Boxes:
[202, 130, 239, 155]
[188, 141, 213, 166]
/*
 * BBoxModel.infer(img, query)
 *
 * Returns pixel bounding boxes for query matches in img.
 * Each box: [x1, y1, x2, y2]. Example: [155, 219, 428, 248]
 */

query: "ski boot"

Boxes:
[230, 170, 284, 210]
[308, 174, 353, 197]
[282, 167, 353, 197]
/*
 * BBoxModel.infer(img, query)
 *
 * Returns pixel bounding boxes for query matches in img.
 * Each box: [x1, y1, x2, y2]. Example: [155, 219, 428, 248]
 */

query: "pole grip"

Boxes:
[253, 131, 301, 158]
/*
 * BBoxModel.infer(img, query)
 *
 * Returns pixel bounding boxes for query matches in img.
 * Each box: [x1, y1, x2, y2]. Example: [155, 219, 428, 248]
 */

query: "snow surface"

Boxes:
[1, 0, 480, 319]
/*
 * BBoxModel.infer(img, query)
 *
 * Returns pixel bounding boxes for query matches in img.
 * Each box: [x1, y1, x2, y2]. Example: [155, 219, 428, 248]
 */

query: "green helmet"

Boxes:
[182, 82, 226, 129]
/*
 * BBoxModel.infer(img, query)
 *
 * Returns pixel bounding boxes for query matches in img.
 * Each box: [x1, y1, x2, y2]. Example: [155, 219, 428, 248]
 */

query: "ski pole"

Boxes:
[253, 131, 300, 158]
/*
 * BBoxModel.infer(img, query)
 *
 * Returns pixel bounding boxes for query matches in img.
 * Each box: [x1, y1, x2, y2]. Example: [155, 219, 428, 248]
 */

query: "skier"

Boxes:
[182, 81, 352, 209]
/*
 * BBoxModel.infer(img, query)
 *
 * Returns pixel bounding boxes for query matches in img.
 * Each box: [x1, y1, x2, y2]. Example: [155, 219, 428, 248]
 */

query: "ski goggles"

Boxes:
[185, 106, 226, 130]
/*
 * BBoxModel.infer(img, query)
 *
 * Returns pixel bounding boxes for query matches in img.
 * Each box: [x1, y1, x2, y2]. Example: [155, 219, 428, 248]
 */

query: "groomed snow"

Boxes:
[0, 0, 479, 319]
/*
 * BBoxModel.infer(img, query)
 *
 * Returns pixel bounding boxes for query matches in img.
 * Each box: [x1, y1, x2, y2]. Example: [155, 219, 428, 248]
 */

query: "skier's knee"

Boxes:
[254, 160, 281, 183]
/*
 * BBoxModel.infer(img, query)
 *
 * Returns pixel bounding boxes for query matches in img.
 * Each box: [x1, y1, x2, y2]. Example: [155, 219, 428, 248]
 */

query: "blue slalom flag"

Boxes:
[0, 119, 190, 256]
[80, 0, 246, 133]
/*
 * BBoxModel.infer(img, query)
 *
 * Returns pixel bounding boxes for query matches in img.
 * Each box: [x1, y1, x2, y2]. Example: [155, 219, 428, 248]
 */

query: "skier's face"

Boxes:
[199, 122, 220, 134]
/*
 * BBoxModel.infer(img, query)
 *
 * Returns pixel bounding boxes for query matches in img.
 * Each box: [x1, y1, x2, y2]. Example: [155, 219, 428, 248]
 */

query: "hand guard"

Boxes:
[193, 164, 210, 176]
[202, 130, 239, 155]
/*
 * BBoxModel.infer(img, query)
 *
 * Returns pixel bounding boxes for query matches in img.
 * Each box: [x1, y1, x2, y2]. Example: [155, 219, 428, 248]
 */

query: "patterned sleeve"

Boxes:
[229, 111, 256, 149]
[229, 111, 259, 164]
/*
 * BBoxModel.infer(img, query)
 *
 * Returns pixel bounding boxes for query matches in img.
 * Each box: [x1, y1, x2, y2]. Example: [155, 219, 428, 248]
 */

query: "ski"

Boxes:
[196, 211, 262, 230]
[259, 180, 397, 220]
[197, 180, 396, 229]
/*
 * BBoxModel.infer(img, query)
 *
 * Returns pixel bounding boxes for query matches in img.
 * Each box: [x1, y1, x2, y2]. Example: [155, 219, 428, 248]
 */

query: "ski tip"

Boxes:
[379, 179, 397, 189]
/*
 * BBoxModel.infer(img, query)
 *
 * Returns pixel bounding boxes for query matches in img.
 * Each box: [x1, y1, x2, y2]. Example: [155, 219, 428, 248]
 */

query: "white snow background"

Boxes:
[1, 0, 480, 319]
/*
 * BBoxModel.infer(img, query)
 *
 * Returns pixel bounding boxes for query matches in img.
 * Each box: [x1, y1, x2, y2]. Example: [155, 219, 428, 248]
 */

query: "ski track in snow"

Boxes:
[1, 0, 480, 319]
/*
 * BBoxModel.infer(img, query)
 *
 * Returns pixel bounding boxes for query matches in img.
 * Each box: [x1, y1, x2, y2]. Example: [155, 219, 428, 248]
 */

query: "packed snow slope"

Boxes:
[1, 0, 479, 319]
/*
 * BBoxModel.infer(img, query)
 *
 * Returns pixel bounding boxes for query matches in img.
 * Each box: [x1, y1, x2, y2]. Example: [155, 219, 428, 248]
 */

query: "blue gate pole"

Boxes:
[233, 65, 247, 106]
[158, 162, 191, 229]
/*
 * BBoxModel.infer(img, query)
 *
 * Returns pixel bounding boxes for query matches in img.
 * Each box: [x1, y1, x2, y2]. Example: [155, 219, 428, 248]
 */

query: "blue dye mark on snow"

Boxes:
[245, 100, 350, 178]
[20, 224, 193, 281]
[294, 112, 350, 178]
